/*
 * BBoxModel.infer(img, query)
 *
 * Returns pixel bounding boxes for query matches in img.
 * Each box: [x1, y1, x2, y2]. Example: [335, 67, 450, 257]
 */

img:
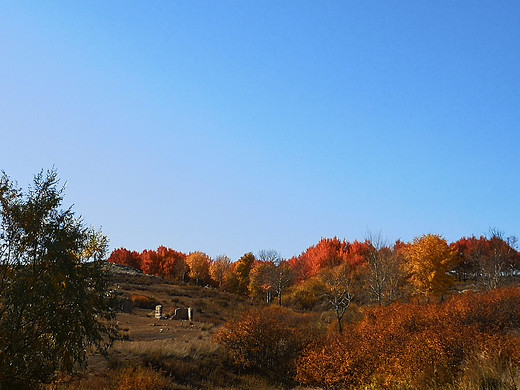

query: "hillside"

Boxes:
[56, 266, 298, 390]
[51, 264, 520, 390]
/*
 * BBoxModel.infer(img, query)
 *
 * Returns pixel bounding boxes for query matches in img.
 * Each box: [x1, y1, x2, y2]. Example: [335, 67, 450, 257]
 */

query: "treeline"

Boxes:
[108, 231, 520, 308]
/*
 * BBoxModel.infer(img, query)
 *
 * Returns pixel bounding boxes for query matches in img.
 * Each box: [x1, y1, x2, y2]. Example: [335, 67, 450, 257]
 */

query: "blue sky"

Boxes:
[1, 1, 519, 260]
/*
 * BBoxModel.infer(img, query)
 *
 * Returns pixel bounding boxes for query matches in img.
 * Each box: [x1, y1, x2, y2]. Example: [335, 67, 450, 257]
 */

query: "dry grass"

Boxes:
[113, 336, 219, 360]
[455, 352, 520, 390]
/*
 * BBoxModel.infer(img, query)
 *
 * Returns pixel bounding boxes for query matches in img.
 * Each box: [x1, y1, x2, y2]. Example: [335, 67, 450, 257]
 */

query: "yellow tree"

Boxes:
[404, 234, 459, 297]
[186, 251, 211, 285]
[210, 254, 232, 288]
[226, 252, 256, 295]
[249, 260, 276, 302]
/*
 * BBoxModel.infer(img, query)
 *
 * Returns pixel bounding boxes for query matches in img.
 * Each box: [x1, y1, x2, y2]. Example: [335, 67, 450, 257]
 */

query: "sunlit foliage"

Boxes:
[403, 234, 460, 297]
[296, 287, 520, 389]
[186, 251, 212, 285]
[214, 305, 322, 378]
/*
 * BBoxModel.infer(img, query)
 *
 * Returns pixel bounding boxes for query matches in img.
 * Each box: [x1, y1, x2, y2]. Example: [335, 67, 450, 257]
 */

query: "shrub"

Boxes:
[214, 305, 322, 379]
[117, 366, 172, 390]
[130, 294, 159, 309]
[296, 287, 520, 390]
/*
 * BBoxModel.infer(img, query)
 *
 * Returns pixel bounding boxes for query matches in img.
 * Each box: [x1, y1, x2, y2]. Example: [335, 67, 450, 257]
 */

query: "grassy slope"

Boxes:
[56, 268, 301, 390]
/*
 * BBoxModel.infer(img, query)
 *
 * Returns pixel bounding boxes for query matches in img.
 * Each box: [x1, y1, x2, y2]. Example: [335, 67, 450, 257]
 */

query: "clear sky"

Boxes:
[1, 1, 519, 260]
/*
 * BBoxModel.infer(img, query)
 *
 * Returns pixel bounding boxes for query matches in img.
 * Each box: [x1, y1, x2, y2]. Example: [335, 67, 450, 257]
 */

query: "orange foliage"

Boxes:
[214, 306, 322, 377]
[117, 366, 171, 390]
[296, 287, 520, 389]
[118, 246, 187, 280]
[156, 246, 188, 280]
[248, 260, 276, 301]
[452, 235, 520, 286]
[140, 249, 162, 276]
[210, 254, 232, 288]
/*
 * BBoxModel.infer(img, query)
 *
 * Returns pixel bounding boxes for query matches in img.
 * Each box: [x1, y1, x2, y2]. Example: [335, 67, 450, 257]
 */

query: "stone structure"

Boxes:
[155, 304, 162, 319]
[171, 307, 194, 321]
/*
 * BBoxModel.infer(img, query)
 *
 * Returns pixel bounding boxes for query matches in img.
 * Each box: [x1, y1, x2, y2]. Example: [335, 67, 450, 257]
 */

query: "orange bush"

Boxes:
[214, 305, 322, 378]
[296, 287, 520, 389]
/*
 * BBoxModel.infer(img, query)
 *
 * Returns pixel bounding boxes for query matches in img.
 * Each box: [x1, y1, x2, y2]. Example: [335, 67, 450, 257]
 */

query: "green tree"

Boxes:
[0, 170, 117, 387]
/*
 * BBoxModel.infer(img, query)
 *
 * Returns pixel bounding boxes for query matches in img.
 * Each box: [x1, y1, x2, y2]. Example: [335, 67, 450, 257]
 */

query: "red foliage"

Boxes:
[107, 248, 142, 271]
[452, 235, 520, 279]
[140, 249, 161, 276]
[290, 238, 370, 280]
[129, 246, 187, 279]
[156, 246, 188, 280]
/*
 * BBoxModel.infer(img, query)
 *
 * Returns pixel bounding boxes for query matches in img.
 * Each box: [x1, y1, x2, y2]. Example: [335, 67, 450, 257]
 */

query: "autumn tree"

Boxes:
[285, 276, 327, 311]
[452, 231, 520, 288]
[0, 170, 117, 387]
[296, 287, 520, 390]
[156, 246, 188, 281]
[481, 229, 519, 289]
[272, 260, 293, 305]
[107, 248, 142, 271]
[249, 260, 276, 302]
[301, 237, 350, 277]
[226, 252, 255, 295]
[451, 236, 483, 281]
[209, 254, 232, 288]
[140, 249, 161, 276]
[214, 305, 322, 379]
[345, 240, 371, 267]
[186, 251, 211, 285]
[404, 234, 459, 298]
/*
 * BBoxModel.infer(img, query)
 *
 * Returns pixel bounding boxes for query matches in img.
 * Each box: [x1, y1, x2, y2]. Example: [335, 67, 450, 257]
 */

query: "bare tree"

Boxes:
[365, 232, 404, 306]
[321, 264, 354, 334]
[258, 249, 282, 264]
[480, 229, 517, 290]
[273, 261, 293, 306]
[257, 249, 293, 305]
